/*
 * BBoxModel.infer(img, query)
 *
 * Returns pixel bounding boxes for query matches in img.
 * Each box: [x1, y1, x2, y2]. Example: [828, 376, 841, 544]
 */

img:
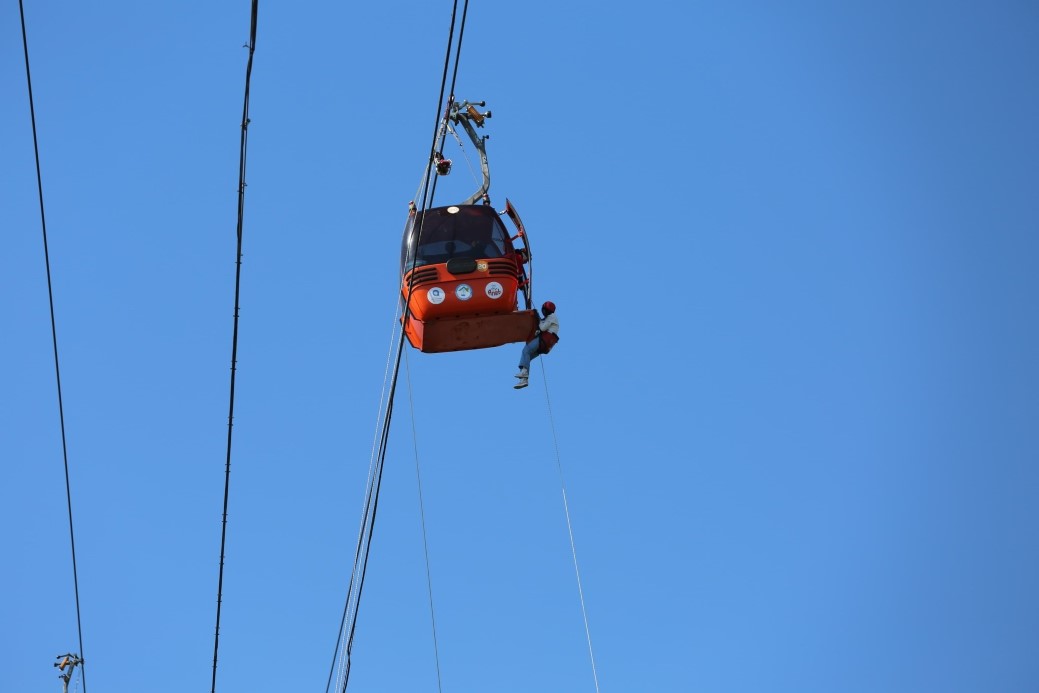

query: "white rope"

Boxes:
[412, 162, 431, 211]
[447, 123, 482, 190]
[539, 359, 601, 693]
[403, 349, 445, 692]
[360, 295, 404, 532]
[413, 119, 451, 207]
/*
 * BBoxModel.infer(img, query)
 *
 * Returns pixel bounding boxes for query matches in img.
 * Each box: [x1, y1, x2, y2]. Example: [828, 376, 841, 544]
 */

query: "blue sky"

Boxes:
[3, 1, 1038, 691]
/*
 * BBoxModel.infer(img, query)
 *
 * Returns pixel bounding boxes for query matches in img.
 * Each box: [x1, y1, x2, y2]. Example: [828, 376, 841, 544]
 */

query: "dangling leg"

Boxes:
[514, 337, 540, 387]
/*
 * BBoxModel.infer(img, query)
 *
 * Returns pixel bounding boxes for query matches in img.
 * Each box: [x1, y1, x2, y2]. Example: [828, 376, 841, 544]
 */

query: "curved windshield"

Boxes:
[401, 205, 512, 271]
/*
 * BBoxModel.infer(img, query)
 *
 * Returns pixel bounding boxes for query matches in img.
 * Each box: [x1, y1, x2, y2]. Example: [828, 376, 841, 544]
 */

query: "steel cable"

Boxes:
[326, 3, 470, 690]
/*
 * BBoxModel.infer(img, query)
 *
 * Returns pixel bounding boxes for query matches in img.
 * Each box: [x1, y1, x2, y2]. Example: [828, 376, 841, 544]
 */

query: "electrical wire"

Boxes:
[211, 3, 258, 691]
[538, 359, 601, 693]
[18, 3, 87, 690]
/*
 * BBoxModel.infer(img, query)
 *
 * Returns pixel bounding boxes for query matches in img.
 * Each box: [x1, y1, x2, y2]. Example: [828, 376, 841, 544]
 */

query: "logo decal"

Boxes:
[485, 281, 504, 299]
[427, 287, 446, 304]
[477, 261, 488, 272]
[455, 284, 473, 301]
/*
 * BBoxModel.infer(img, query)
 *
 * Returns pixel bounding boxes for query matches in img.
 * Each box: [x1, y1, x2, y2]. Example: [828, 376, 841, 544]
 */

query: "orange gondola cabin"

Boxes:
[401, 100, 538, 353]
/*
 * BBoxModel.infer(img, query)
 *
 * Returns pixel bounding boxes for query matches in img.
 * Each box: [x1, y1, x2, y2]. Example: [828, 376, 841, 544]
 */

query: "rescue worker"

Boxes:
[514, 301, 559, 389]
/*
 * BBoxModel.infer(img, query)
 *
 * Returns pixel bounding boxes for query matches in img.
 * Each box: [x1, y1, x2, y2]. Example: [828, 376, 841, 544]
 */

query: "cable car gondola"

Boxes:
[401, 100, 537, 353]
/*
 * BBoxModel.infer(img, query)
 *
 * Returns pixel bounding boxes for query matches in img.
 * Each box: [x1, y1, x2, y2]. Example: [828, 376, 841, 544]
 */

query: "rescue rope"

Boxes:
[211, 3, 258, 691]
[413, 118, 448, 207]
[538, 360, 602, 693]
[19, 3, 87, 689]
[447, 124, 483, 192]
[404, 349, 445, 693]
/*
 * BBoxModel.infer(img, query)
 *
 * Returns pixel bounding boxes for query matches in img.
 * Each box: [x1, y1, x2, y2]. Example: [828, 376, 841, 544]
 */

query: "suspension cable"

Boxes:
[404, 349, 444, 693]
[538, 360, 601, 693]
[326, 3, 469, 690]
[400, 0, 471, 357]
[329, 302, 412, 693]
[211, 3, 258, 691]
[447, 0, 470, 100]
[19, 4, 87, 690]
[325, 298, 403, 693]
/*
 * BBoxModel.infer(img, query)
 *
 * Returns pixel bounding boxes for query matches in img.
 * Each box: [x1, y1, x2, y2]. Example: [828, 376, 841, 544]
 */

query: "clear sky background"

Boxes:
[3, 1, 1037, 691]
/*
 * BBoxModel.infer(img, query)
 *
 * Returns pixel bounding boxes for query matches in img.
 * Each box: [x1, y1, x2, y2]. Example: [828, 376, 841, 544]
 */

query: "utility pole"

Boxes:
[54, 653, 82, 693]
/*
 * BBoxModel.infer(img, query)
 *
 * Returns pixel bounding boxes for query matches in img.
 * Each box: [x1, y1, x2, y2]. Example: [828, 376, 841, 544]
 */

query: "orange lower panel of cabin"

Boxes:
[404, 310, 538, 353]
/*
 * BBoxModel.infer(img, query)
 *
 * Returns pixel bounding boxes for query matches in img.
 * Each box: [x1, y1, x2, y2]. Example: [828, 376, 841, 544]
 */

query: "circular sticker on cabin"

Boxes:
[485, 281, 504, 299]
[455, 284, 473, 301]
[427, 287, 446, 304]
[477, 261, 488, 272]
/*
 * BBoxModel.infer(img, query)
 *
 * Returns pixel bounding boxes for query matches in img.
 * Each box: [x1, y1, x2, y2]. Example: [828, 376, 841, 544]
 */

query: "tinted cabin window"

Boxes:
[401, 205, 511, 271]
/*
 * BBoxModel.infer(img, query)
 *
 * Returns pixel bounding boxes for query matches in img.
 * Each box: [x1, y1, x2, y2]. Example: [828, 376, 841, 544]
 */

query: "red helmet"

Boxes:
[541, 301, 556, 315]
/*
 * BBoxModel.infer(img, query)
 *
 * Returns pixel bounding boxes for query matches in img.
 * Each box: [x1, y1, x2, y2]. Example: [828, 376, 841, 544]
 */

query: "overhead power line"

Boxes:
[211, 3, 259, 692]
[19, 2, 88, 690]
